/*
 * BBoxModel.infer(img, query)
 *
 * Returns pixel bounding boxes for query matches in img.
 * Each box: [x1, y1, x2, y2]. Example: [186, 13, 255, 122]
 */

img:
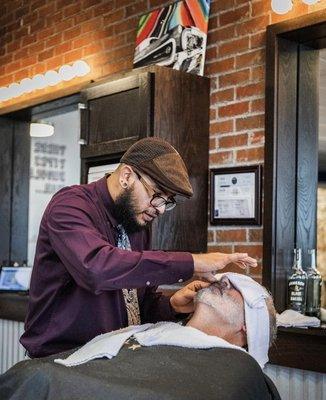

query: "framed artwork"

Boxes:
[133, 0, 211, 76]
[210, 165, 262, 225]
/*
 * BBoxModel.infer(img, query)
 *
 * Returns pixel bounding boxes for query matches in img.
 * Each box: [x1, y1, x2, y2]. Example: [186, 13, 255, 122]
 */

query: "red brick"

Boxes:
[93, 1, 115, 15]
[82, 0, 99, 9]
[15, 6, 30, 19]
[14, 26, 29, 40]
[63, 48, 84, 63]
[209, 151, 233, 165]
[114, 17, 138, 34]
[236, 82, 264, 99]
[219, 133, 248, 148]
[205, 46, 217, 62]
[38, 3, 56, 18]
[208, 25, 235, 44]
[211, 88, 234, 104]
[22, 34, 37, 47]
[236, 114, 264, 130]
[55, 19, 73, 34]
[54, 42, 72, 56]
[104, 35, 126, 49]
[206, 57, 234, 75]
[219, 69, 250, 88]
[125, 1, 147, 17]
[252, 0, 270, 17]
[219, 101, 249, 117]
[236, 49, 265, 68]
[46, 33, 62, 48]
[63, 3, 81, 18]
[236, 147, 264, 162]
[7, 40, 21, 53]
[210, 120, 233, 134]
[250, 98, 265, 112]
[249, 130, 265, 145]
[5, 60, 21, 74]
[14, 47, 29, 61]
[74, 9, 94, 24]
[207, 245, 233, 253]
[234, 244, 263, 259]
[73, 35, 92, 49]
[219, 37, 249, 56]
[28, 41, 45, 55]
[209, 137, 216, 150]
[219, 5, 250, 26]
[45, 11, 63, 26]
[84, 42, 103, 56]
[63, 26, 82, 41]
[251, 65, 265, 81]
[216, 229, 247, 242]
[210, 108, 216, 121]
[207, 230, 215, 243]
[46, 55, 64, 70]
[21, 55, 37, 68]
[249, 228, 263, 242]
[104, 9, 126, 26]
[236, 15, 269, 36]
[81, 19, 100, 34]
[250, 31, 266, 49]
[210, 0, 234, 14]
[38, 27, 55, 41]
[30, 19, 46, 34]
[38, 48, 54, 62]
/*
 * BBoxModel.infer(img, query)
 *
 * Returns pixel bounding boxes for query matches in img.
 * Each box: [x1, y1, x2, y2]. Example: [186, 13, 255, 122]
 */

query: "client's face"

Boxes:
[195, 276, 245, 336]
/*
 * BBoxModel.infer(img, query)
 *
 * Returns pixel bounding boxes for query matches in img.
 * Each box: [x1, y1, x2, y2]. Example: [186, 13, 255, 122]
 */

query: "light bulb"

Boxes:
[271, 0, 293, 14]
[8, 83, 23, 98]
[32, 74, 47, 89]
[44, 70, 61, 86]
[30, 122, 54, 137]
[72, 60, 91, 77]
[0, 87, 10, 101]
[302, 0, 319, 4]
[20, 78, 34, 93]
[58, 64, 75, 81]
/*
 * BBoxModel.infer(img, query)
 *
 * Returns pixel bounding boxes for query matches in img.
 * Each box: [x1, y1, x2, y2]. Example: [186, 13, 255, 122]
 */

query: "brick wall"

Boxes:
[1, 0, 326, 281]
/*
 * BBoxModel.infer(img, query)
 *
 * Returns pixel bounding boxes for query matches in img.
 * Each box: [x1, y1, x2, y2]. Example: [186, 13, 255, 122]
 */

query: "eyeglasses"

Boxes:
[137, 173, 176, 211]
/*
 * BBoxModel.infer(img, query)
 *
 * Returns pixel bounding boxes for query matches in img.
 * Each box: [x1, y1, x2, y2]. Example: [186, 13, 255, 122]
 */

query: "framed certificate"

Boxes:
[210, 165, 262, 225]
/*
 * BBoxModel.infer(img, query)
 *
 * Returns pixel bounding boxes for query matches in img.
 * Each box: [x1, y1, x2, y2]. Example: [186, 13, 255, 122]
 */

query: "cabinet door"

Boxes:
[80, 72, 153, 160]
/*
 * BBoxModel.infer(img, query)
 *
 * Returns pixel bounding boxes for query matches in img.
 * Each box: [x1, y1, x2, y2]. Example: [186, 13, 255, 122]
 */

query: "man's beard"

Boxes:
[112, 187, 150, 234]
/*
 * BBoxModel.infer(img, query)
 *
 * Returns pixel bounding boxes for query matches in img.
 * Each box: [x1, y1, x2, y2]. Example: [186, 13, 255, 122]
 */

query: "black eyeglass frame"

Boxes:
[135, 172, 177, 211]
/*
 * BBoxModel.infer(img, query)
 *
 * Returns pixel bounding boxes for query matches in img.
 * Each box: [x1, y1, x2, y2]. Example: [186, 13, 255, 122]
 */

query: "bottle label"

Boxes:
[288, 278, 306, 312]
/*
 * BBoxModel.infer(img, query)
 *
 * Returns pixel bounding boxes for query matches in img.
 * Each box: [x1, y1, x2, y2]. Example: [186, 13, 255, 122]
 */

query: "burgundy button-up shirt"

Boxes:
[20, 177, 194, 357]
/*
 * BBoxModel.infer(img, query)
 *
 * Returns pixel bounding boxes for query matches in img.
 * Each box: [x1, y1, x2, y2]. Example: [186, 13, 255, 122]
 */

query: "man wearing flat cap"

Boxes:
[21, 137, 257, 358]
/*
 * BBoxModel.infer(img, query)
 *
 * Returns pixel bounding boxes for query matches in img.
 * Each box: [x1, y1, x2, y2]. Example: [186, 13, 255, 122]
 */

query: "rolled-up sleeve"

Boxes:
[46, 194, 194, 294]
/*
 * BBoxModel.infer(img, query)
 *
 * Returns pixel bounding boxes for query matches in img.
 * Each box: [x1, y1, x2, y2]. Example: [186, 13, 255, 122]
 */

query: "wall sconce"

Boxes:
[30, 122, 54, 137]
[0, 60, 91, 102]
[272, 0, 320, 14]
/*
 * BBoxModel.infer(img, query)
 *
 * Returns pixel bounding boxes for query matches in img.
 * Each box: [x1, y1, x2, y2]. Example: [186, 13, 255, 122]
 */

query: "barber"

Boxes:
[21, 137, 257, 358]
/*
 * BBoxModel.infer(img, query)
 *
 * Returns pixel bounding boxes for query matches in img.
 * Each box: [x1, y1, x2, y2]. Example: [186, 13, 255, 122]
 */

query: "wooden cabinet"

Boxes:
[80, 66, 210, 253]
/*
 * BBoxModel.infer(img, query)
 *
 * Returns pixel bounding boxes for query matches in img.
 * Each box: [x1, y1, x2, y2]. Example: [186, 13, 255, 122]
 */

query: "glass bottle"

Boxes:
[288, 248, 307, 314]
[305, 249, 321, 318]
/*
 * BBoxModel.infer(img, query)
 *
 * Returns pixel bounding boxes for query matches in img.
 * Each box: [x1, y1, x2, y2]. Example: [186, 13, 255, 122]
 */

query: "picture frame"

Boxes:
[210, 165, 262, 225]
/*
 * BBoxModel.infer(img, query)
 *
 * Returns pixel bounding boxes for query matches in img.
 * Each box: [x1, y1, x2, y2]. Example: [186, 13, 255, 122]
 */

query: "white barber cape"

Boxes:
[54, 321, 245, 368]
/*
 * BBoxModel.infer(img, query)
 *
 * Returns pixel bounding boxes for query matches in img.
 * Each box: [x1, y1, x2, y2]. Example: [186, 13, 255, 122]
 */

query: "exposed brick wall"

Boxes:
[1, 0, 326, 281]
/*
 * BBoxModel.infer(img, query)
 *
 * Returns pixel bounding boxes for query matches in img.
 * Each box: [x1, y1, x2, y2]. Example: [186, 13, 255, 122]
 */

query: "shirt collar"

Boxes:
[95, 176, 119, 228]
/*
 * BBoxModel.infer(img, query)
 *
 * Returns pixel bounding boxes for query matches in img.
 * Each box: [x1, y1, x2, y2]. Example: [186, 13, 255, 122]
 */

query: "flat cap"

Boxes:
[120, 137, 193, 198]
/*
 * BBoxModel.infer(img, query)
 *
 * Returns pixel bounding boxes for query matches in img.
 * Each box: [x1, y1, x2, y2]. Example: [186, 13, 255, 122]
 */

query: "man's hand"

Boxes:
[170, 280, 211, 314]
[191, 252, 257, 282]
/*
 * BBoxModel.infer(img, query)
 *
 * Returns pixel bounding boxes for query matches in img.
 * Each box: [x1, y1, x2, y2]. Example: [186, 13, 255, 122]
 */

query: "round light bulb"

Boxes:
[58, 64, 75, 81]
[271, 0, 293, 14]
[30, 122, 54, 137]
[32, 74, 47, 89]
[44, 70, 61, 86]
[8, 83, 23, 98]
[0, 87, 10, 101]
[20, 78, 34, 93]
[302, 0, 319, 4]
[72, 60, 91, 77]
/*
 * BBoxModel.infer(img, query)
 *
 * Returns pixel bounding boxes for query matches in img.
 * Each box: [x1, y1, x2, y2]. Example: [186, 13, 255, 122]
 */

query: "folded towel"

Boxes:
[214, 272, 270, 369]
[54, 322, 245, 368]
[276, 309, 320, 328]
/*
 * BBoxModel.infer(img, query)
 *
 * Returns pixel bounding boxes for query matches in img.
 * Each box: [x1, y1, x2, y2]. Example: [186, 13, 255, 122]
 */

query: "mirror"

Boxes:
[27, 108, 81, 265]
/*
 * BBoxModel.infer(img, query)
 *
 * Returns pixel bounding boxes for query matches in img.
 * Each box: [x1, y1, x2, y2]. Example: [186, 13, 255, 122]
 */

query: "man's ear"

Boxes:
[119, 165, 135, 188]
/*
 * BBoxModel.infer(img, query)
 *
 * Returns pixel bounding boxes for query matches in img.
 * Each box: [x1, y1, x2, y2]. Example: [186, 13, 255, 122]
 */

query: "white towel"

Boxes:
[276, 309, 320, 328]
[54, 322, 245, 367]
[54, 324, 152, 367]
[214, 272, 270, 369]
